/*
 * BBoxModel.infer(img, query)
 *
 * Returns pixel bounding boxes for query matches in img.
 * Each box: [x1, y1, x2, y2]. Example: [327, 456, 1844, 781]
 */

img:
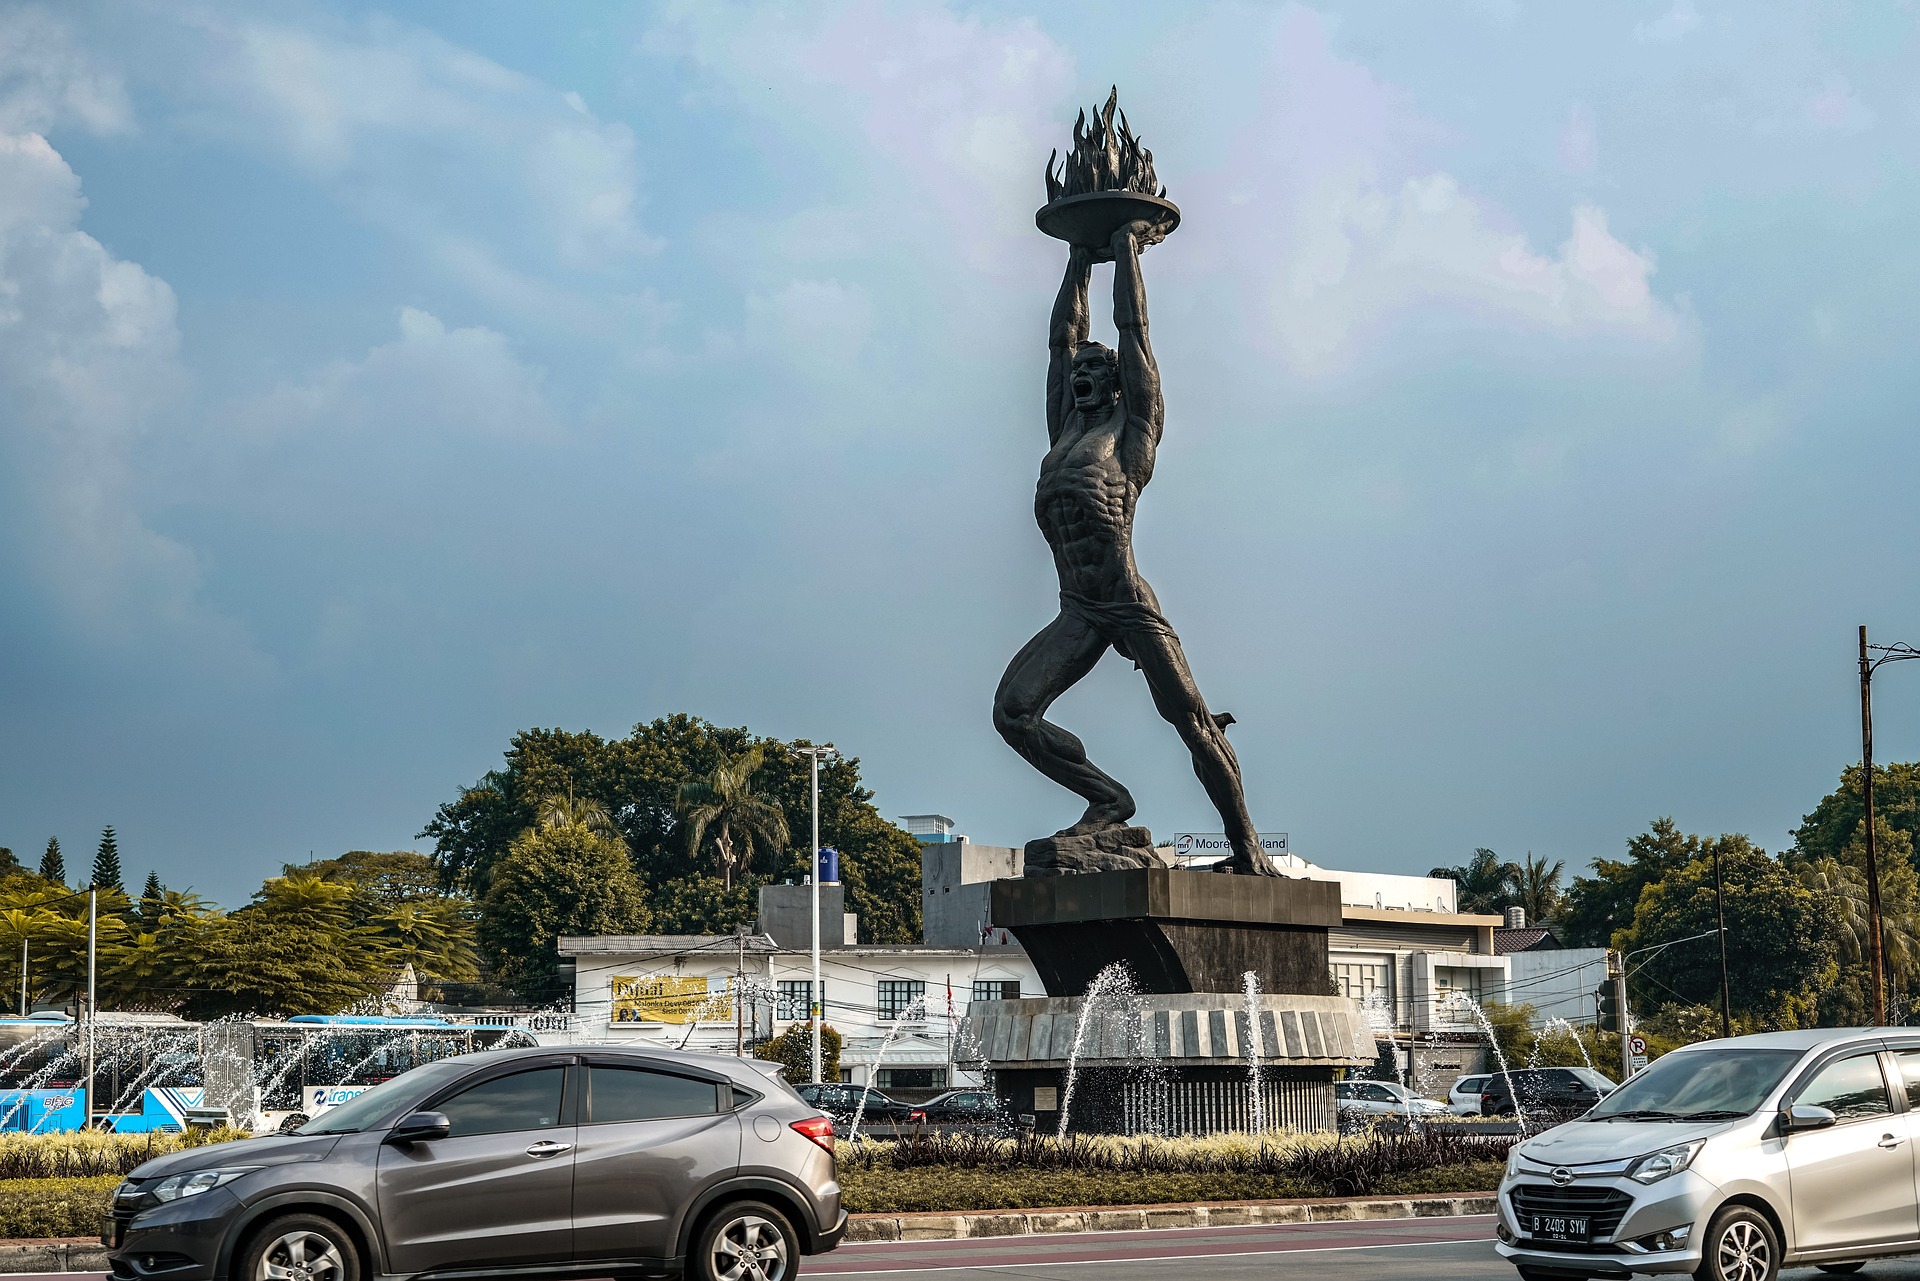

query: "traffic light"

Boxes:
[1596, 985, 1622, 1033]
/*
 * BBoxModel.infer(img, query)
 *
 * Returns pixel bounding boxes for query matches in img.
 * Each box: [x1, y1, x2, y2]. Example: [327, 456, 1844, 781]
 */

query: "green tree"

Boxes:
[1560, 818, 1701, 948]
[1428, 848, 1516, 915]
[676, 745, 789, 890]
[183, 874, 392, 1019]
[138, 873, 164, 928]
[369, 898, 480, 984]
[1620, 840, 1841, 1029]
[0, 847, 18, 877]
[479, 822, 651, 999]
[39, 837, 65, 886]
[424, 715, 924, 943]
[291, 850, 444, 906]
[1791, 762, 1920, 870]
[753, 1022, 840, 1084]
[92, 827, 124, 894]
[1507, 852, 1565, 926]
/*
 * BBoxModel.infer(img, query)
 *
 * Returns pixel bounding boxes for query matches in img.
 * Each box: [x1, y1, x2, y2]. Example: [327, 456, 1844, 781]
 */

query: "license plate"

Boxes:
[1530, 1214, 1590, 1242]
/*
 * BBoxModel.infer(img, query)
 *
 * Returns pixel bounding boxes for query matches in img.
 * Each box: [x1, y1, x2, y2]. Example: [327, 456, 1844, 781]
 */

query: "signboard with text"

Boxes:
[1170, 832, 1290, 859]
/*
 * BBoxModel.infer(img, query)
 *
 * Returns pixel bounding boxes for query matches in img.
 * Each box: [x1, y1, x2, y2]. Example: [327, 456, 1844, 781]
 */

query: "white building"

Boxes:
[558, 932, 1037, 1092]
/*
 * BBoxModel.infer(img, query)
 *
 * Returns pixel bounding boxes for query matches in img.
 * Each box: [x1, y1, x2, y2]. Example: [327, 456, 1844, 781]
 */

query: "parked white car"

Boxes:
[1450, 1074, 1491, 1115]
[1498, 1027, 1920, 1281]
[1334, 1080, 1450, 1117]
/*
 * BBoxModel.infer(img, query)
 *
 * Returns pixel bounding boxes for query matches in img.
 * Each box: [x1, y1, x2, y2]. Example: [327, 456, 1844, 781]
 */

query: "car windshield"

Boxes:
[294, 1058, 477, 1134]
[1587, 1048, 1803, 1120]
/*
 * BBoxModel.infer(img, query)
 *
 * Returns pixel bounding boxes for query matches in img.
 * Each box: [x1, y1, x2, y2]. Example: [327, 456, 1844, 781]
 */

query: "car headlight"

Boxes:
[1626, 1141, 1704, 1185]
[151, 1167, 258, 1202]
[1506, 1147, 1524, 1179]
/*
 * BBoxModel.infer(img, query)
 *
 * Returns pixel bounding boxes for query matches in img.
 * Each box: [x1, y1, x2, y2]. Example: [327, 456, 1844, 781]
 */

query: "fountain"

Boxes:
[1240, 971, 1266, 1133]
[846, 996, 929, 1145]
[1054, 963, 1135, 1138]
[1440, 992, 1525, 1130]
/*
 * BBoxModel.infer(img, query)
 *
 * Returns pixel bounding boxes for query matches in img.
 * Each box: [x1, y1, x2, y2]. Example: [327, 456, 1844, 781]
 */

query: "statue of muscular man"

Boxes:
[993, 220, 1278, 877]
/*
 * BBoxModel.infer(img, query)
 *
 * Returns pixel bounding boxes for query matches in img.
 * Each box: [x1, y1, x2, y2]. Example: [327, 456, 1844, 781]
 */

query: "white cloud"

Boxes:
[0, 6, 131, 136]
[172, 10, 659, 292]
[743, 280, 875, 376]
[255, 306, 558, 440]
[0, 111, 251, 658]
[1635, 1, 1702, 44]
[1187, 9, 1686, 373]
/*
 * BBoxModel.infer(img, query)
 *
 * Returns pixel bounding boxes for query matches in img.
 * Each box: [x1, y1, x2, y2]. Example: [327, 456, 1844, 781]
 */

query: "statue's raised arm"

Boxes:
[1109, 220, 1164, 486]
[1047, 245, 1092, 446]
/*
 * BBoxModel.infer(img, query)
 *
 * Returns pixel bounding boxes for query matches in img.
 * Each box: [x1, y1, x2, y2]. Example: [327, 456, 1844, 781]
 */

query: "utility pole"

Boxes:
[1863, 626, 1889, 1025]
[1608, 949, 1631, 1081]
[18, 937, 26, 1016]
[796, 745, 836, 1082]
[734, 927, 747, 1057]
[84, 886, 96, 1128]
[1711, 844, 1732, 1039]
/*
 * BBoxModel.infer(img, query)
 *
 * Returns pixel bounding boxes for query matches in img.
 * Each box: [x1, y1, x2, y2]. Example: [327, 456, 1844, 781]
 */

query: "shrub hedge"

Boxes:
[0, 1175, 118, 1239]
[0, 1127, 249, 1181]
[0, 1130, 1510, 1238]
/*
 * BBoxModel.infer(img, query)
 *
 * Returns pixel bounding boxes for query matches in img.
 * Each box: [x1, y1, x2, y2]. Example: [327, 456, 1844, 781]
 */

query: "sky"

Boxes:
[4, 0, 1920, 907]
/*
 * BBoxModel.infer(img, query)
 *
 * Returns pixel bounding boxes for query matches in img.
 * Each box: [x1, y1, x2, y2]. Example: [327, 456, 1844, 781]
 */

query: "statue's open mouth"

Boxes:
[1073, 378, 1093, 398]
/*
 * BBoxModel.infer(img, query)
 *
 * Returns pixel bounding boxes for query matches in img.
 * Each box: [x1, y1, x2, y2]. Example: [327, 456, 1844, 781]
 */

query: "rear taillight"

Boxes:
[910, 1110, 926, 1122]
[790, 1115, 835, 1153]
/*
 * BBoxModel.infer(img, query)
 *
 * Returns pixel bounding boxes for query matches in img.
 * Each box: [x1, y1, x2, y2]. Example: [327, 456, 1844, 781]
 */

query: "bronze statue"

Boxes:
[995, 92, 1277, 878]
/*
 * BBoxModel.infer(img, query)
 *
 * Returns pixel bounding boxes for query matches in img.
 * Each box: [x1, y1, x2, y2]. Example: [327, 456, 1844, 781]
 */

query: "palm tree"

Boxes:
[535, 791, 622, 842]
[1507, 852, 1565, 926]
[676, 746, 790, 890]
[1428, 848, 1519, 915]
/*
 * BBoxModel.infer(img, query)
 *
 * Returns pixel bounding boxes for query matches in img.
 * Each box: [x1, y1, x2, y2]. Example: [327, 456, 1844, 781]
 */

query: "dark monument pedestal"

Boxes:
[990, 866, 1341, 998]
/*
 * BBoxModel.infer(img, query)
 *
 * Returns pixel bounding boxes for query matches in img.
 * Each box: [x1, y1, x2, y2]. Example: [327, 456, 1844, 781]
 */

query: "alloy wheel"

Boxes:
[1716, 1217, 1772, 1281]
[255, 1230, 347, 1281]
[711, 1213, 789, 1281]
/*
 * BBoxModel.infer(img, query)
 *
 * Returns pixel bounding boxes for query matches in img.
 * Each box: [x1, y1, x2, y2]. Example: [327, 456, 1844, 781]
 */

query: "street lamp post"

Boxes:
[1711, 845, 1732, 1039]
[795, 745, 837, 1083]
[1860, 627, 1920, 1026]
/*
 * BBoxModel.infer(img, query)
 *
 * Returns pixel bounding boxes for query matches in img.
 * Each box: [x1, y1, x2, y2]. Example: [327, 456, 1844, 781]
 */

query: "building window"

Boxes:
[777, 980, 818, 1022]
[1331, 957, 1392, 1005]
[877, 979, 927, 1020]
[972, 980, 1020, 1004]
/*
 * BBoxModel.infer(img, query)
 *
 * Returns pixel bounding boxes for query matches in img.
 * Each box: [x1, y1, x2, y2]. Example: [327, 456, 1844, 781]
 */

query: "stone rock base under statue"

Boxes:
[1022, 825, 1159, 877]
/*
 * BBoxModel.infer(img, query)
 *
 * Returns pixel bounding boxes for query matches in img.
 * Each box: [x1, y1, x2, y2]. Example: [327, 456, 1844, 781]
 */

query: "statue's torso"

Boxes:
[1035, 405, 1144, 601]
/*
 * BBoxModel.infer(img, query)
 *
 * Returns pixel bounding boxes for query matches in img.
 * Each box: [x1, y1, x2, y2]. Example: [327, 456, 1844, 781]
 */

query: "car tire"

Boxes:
[690, 1200, 799, 1281]
[237, 1214, 360, 1281]
[1695, 1205, 1780, 1281]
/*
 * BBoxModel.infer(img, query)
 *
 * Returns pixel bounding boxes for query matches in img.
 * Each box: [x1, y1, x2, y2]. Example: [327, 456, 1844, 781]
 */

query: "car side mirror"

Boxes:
[386, 1110, 451, 1145]
[1783, 1104, 1838, 1133]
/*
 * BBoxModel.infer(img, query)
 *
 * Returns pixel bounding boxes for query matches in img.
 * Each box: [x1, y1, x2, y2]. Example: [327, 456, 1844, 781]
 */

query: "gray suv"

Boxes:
[105, 1047, 845, 1281]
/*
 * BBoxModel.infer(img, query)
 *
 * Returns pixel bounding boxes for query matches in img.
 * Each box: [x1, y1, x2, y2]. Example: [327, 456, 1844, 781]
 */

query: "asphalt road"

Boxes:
[21, 1219, 1920, 1281]
[805, 1215, 1920, 1281]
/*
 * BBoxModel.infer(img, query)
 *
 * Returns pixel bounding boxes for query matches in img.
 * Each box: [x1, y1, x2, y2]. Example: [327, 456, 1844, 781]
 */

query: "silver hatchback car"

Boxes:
[105, 1046, 845, 1281]
[1497, 1028, 1920, 1281]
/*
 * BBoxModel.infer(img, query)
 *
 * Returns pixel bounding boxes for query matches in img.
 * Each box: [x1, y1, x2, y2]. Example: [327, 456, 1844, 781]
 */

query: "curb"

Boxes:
[0, 1240, 108, 1274]
[844, 1192, 1498, 1242]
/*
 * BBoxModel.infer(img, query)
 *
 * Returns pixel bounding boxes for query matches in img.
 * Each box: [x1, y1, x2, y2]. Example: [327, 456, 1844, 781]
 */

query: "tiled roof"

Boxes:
[1494, 927, 1562, 953]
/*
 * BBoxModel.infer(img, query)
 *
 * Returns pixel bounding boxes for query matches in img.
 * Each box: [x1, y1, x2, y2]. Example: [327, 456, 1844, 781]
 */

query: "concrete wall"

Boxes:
[1499, 947, 1610, 1028]
[757, 883, 856, 949]
[921, 841, 1022, 948]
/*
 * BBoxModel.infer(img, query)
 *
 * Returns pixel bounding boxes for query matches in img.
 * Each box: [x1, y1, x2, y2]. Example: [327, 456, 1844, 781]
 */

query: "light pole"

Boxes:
[1711, 845, 1732, 1039]
[795, 745, 837, 1082]
[84, 886, 96, 1128]
[1859, 627, 1920, 1025]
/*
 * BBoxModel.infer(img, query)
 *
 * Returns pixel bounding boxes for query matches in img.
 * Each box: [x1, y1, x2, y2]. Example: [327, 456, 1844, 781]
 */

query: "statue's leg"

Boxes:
[1128, 626, 1279, 876]
[993, 611, 1135, 832]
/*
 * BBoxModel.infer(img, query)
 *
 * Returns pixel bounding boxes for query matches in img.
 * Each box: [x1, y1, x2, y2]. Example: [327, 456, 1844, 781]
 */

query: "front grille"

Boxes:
[1509, 1182, 1634, 1240]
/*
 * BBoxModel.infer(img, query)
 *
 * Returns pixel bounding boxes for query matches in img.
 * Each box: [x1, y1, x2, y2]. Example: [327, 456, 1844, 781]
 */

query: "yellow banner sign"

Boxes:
[610, 975, 732, 1025]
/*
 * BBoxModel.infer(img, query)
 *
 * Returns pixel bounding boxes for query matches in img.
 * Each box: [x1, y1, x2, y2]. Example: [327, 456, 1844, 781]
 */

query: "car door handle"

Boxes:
[1880, 1134, 1902, 1149]
[526, 1140, 573, 1158]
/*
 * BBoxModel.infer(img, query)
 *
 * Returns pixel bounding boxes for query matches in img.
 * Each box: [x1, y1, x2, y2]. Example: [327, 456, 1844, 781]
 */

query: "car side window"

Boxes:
[589, 1066, 722, 1123]
[1797, 1053, 1892, 1121]
[1897, 1052, 1920, 1110]
[1361, 1084, 1394, 1102]
[438, 1068, 566, 1137]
